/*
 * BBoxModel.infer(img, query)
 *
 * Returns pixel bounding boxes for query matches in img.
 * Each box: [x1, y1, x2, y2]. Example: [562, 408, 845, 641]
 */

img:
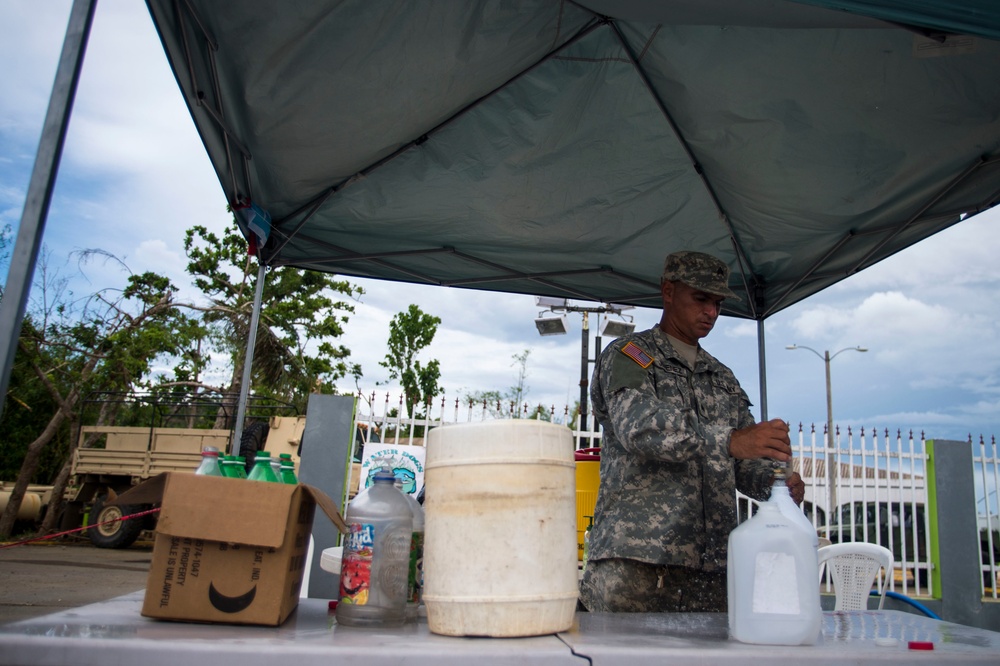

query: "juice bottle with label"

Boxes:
[336, 467, 413, 626]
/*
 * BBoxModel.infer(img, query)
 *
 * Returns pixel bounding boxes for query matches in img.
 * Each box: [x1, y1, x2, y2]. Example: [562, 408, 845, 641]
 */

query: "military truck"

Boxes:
[61, 392, 305, 549]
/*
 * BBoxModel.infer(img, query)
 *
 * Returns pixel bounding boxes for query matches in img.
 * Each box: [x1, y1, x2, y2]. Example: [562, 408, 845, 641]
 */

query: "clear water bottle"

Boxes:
[279, 453, 298, 484]
[395, 478, 425, 621]
[247, 451, 280, 482]
[336, 467, 413, 626]
[195, 447, 224, 476]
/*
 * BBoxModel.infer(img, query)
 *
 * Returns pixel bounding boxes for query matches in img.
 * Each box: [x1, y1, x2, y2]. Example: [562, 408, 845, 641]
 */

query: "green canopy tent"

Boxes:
[3, 0, 999, 435]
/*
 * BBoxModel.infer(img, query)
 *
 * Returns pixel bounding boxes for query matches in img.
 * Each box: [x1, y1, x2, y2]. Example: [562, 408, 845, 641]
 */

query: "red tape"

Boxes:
[0, 507, 161, 550]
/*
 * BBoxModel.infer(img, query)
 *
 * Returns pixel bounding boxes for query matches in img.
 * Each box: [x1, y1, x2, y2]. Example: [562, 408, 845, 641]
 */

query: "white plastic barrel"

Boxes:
[727, 502, 822, 645]
[422, 420, 578, 637]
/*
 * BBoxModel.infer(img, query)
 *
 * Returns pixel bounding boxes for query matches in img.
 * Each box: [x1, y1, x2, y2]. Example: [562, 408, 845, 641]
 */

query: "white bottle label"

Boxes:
[752, 551, 800, 615]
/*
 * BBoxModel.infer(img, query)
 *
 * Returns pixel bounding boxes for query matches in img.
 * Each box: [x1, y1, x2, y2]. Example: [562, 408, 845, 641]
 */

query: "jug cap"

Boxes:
[373, 465, 396, 483]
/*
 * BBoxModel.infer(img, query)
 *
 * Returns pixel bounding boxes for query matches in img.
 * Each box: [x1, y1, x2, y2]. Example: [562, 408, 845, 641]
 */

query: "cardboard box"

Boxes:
[113, 473, 346, 626]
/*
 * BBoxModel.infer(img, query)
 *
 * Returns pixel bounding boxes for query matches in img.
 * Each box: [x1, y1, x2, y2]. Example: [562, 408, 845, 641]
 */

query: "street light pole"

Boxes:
[786, 344, 867, 535]
[534, 299, 634, 446]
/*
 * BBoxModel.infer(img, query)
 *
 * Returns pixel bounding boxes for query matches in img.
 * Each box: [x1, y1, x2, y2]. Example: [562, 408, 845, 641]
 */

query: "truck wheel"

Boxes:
[239, 421, 270, 475]
[88, 494, 145, 549]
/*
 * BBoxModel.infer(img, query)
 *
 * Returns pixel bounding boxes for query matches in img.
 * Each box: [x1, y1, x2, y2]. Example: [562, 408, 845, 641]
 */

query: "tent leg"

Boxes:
[757, 319, 768, 421]
[0, 0, 97, 424]
[230, 259, 267, 454]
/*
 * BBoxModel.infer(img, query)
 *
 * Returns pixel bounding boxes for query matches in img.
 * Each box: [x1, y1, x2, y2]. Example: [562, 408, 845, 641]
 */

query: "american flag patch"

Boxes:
[620, 342, 653, 368]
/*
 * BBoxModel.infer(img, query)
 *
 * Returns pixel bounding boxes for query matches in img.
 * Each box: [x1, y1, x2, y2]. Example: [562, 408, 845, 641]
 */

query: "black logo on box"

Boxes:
[208, 583, 257, 613]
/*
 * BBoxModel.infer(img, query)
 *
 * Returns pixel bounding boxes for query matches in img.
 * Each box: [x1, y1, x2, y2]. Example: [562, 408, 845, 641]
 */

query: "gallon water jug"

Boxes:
[727, 502, 821, 645]
[336, 467, 414, 627]
[770, 468, 819, 549]
[423, 420, 578, 637]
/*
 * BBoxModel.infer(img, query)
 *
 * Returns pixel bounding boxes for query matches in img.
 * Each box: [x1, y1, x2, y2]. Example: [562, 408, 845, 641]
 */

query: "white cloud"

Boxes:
[132, 239, 184, 277]
[721, 319, 758, 339]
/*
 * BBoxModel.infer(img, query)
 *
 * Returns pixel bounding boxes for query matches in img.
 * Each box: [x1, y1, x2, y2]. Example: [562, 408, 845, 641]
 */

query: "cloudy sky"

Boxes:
[4, 2, 1000, 446]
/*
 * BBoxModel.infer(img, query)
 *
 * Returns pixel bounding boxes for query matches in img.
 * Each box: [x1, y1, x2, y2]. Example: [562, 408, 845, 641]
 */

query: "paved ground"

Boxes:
[0, 537, 153, 625]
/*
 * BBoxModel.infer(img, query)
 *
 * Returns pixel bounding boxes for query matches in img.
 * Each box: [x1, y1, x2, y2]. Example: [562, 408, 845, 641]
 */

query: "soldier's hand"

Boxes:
[728, 419, 792, 462]
[786, 472, 806, 505]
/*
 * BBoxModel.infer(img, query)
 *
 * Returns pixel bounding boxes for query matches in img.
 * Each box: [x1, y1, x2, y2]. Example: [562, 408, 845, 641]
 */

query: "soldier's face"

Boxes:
[661, 281, 724, 344]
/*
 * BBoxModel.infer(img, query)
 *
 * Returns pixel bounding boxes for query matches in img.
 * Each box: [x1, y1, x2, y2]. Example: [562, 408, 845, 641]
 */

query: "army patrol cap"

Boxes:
[661, 251, 740, 300]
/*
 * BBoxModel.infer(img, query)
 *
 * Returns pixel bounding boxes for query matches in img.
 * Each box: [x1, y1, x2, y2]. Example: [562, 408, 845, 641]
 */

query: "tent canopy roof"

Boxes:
[145, 0, 1000, 319]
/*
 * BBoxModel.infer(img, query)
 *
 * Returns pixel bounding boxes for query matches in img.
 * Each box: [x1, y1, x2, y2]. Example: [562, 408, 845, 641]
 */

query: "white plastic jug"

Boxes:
[727, 502, 821, 645]
[422, 420, 578, 637]
[770, 470, 819, 549]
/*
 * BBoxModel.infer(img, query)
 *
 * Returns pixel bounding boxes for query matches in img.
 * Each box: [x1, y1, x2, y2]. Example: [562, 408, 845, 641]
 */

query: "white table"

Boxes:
[1, 593, 998, 665]
[563, 610, 1000, 664]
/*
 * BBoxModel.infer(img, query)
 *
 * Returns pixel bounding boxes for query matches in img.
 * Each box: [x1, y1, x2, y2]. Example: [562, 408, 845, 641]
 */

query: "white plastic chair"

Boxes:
[818, 542, 893, 611]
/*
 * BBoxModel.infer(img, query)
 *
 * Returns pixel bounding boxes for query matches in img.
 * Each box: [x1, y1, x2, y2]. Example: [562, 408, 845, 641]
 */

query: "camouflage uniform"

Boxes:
[579, 325, 777, 612]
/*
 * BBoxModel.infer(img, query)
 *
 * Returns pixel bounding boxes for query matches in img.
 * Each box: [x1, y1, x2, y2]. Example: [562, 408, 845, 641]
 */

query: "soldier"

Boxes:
[579, 250, 805, 613]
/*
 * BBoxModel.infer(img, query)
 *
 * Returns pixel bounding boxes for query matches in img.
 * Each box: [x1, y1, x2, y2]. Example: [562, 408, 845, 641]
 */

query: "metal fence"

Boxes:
[776, 426, 932, 598]
[352, 391, 999, 600]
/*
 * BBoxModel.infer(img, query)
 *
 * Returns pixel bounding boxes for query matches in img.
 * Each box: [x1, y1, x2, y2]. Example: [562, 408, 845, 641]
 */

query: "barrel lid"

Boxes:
[426, 420, 574, 464]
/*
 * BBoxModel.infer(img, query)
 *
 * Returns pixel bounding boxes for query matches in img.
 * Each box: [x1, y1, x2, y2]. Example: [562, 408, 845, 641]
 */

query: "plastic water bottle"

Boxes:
[226, 455, 248, 479]
[194, 448, 224, 476]
[336, 467, 413, 626]
[395, 478, 425, 620]
[268, 451, 282, 479]
[279, 453, 298, 484]
[219, 455, 239, 478]
[727, 501, 821, 645]
[247, 451, 280, 482]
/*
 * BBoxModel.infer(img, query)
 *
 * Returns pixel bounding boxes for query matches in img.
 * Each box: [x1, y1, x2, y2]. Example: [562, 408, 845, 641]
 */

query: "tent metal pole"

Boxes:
[230, 259, 267, 455]
[0, 0, 97, 424]
[757, 318, 768, 421]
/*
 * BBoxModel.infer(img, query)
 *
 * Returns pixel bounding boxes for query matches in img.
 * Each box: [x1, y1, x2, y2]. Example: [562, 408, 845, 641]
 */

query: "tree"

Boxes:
[510, 349, 531, 411]
[0, 253, 197, 539]
[379, 304, 442, 418]
[462, 350, 554, 422]
[0, 223, 11, 275]
[180, 224, 363, 419]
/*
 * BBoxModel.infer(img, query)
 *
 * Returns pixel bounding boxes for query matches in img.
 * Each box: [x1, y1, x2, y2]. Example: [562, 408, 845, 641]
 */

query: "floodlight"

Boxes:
[534, 315, 568, 336]
[535, 296, 569, 309]
[599, 318, 635, 338]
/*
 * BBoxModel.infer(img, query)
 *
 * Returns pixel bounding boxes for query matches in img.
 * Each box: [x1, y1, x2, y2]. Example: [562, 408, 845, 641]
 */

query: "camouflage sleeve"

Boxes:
[596, 345, 729, 464]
